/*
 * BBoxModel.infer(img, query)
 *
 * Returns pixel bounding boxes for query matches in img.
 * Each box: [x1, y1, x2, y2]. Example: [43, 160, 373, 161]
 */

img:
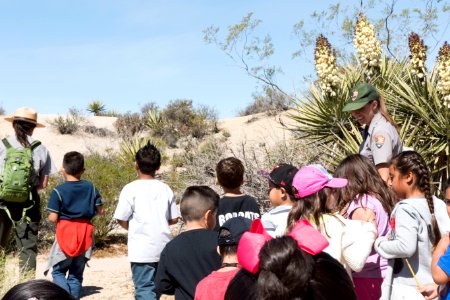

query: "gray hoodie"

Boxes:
[374, 196, 449, 300]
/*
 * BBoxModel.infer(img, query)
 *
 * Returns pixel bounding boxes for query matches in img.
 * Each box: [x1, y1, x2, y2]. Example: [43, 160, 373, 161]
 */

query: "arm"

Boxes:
[168, 218, 179, 226]
[432, 234, 450, 285]
[48, 212, 59, 223]
[375, 206, 418, 259]
[342, 219, 377, 272]
[38, 175, 49, 190]
[376, 164, 390, 182]
[117, 220, 129, 230]
[154, 251, 176, 295]
[351, 207, 377, 233]
[96, 205, 105, 216]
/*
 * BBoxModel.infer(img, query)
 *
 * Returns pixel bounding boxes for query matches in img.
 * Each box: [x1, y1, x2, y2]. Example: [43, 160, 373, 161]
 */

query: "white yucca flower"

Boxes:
[353, 14, 382, 80]
[436, 42, 450, 107]
[314, 35, 339, 97]
[408, 32, 427, 83]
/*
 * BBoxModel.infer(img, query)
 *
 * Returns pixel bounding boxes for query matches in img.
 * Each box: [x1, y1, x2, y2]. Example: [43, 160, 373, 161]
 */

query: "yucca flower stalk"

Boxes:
[353, 14, 382, 80]
[408, 32, 427, 83]
[436, 42, 450, 107]
[314, 34, 339, 97]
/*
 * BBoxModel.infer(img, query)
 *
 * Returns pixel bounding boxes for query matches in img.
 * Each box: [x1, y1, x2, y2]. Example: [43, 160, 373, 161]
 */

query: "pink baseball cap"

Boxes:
[292, 164, 348, 198]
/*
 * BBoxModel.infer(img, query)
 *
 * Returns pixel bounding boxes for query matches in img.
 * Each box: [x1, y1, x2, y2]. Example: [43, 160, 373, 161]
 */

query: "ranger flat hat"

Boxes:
[4, 107, 45, 128]
[342, 83, 380, 112]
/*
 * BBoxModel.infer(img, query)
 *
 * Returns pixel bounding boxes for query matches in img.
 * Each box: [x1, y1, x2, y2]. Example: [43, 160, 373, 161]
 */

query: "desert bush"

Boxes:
[51, 109, 84, 135]
[0, 106, 5, 115]
[239, 87, 291, 116]
[140, 102, 159, 115]
[104, 110, 121, 117]
[0, 250, 35, 298]
[114, 113, 146, 137]
[83, 125, 114, 137]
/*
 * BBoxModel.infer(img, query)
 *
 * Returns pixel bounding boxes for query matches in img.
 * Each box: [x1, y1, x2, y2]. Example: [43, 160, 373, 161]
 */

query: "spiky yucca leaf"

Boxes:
[119, 136, 167, 164]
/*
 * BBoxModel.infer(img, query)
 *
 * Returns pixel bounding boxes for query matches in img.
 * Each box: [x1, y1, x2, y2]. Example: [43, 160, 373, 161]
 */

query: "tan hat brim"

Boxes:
[4, 116, 45, 128]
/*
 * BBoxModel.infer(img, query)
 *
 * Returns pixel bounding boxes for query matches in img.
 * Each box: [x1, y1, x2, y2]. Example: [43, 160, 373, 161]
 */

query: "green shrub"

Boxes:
[51, 108, 85, 135]
[87, 100, 106, 116]
[114, 113, 146, 138]
[239, 87, 291, 116]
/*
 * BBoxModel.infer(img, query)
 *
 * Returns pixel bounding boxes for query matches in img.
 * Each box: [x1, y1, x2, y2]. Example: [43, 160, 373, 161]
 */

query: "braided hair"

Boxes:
[12, 120, 36, 147]
[256, 236, 356, 300]
[390, 151, 441, 248]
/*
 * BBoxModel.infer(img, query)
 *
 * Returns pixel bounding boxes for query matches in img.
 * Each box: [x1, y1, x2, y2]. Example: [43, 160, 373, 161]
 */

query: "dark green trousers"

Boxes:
[0, 189, 40, 273]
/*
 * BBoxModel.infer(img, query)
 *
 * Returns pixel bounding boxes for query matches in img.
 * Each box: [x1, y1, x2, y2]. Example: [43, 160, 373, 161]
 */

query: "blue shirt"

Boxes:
[47, 180, 102, 220]
[438, 245, 450, 300]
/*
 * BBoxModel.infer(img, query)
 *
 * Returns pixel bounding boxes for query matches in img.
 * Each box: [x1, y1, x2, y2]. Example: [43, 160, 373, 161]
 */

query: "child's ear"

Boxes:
[204, 209, 216, 230]
[405, 171, 415, 185]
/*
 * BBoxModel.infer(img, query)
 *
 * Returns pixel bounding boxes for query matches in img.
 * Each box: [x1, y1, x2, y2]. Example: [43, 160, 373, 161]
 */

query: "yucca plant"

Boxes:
[87, 100, 106, 116]
[118, 135, 167, 164]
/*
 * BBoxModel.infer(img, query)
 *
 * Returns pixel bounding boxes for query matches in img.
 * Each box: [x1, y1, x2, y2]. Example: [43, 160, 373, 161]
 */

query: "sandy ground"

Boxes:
[1, 110, 295, 299]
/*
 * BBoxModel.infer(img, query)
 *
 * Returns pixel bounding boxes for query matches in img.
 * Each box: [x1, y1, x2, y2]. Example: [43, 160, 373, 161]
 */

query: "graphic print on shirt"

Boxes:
[217, 211, 260, 227]
[374, 134, 385, 149]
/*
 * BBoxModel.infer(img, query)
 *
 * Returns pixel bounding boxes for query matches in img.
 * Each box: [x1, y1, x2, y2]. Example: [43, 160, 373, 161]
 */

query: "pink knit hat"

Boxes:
[292, 164, 347, 198]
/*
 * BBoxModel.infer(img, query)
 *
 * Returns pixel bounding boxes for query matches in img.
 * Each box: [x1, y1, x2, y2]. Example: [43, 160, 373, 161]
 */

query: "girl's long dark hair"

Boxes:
[12, 120, 35, 147]
[286, 188, 331, 233]
[256, 236, 356, 300]
[334, 154, 395, 216]
[390, 151, 441, 248]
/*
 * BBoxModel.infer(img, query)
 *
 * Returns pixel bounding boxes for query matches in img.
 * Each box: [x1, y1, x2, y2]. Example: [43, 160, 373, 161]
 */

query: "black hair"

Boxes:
[256, 236, 356, 300]
[12, 120, 36, 148]
[390, 151, 441, 248]
[135, 143, 161, 176]
[180, 186, 219, 222]
[225, 269, 258, 300]
[1, 279, 75, 300]
[218, 228, 238, 257]
[216, 157, 245, 189]
[63, 151, 85, 175]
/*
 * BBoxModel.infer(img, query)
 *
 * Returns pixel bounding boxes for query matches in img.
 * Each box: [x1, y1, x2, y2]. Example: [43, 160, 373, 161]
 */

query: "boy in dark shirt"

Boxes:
[215, 157, 260, 230]
[45, 151, 104, 299]
[155, 186, 221, 300]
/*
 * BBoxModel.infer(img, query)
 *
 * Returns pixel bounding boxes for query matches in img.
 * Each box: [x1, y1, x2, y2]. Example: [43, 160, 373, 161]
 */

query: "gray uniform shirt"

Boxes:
[359, 112, 402, 165]
[0, 135, 57, 187]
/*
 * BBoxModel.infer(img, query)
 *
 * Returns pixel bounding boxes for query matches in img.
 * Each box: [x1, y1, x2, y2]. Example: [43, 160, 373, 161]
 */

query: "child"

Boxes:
[334, 154, 395, 300]
[236, 219, 356, 300]
[215, 157, 260, 229]
[2, 279, 75, 300]
[432, 177, 450, 299]
[288, 164, 377, 275]
[261, 163, 298, 237]
[113, 143, 179, 300]
[195, 216, 251, 300]
[155, 186, 222, 300]
[45, 151, 104, 299]
[375, 151, 448, 299]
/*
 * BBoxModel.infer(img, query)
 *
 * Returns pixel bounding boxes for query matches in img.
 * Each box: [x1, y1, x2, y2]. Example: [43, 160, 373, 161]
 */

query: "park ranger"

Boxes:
[342, 83, 402, 182]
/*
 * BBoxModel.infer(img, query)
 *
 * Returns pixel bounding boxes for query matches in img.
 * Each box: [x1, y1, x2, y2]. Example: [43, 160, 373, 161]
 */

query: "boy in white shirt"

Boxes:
[114, 143, 179, 300]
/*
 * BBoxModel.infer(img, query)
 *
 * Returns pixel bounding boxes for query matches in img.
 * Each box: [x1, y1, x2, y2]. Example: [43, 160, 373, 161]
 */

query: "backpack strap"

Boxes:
[30, 140, 41, 151]
[2, 138, 11, 149]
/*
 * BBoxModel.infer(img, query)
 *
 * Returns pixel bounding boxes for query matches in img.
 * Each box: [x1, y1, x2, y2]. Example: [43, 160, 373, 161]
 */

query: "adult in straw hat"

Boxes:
[0, 107, 57, 273]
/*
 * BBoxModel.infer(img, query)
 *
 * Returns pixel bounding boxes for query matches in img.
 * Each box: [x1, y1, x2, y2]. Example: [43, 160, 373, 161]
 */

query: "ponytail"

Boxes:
[12, 120, 35, 148]
[377, 97, 399, 133]
[390, 151, 441, 248]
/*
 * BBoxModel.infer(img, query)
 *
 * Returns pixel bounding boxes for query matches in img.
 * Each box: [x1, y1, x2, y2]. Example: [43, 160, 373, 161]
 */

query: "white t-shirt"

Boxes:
[113, 179, 180, 263]
[261, 205, 292, 237]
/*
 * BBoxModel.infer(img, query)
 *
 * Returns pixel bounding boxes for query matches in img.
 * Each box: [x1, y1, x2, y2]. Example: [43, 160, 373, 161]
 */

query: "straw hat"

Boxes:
[4, 107, 45, 128]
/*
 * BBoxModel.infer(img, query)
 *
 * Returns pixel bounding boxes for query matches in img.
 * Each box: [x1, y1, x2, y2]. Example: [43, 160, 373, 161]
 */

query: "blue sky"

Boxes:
[0, 1, 448, 118]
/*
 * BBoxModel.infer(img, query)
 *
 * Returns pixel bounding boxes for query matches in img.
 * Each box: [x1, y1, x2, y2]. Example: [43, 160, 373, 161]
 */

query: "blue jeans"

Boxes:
[52, 255, 87, 299]
[131, 262, 159, 300]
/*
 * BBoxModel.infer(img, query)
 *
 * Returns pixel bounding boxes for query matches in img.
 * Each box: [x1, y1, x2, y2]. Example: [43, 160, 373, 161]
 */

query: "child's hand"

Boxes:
[418, 283, 438, 300]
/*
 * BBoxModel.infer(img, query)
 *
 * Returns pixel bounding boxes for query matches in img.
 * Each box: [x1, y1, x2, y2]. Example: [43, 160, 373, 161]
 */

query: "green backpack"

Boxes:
[0, 138, 41, 203]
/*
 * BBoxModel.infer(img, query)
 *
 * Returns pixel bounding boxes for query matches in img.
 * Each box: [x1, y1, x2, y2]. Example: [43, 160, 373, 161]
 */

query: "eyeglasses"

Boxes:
[445, 199, 450, 206]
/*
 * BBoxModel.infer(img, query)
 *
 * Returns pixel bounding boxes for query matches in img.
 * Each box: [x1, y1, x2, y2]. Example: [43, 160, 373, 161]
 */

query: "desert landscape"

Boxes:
[1, 111, 295, 299]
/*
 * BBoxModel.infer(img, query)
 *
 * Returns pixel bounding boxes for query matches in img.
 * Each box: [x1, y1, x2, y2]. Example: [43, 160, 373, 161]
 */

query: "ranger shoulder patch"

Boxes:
[374, 134, 385, 148]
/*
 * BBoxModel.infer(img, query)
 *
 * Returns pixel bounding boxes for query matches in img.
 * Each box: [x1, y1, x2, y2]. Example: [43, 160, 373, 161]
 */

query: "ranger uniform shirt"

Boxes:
[359, 112, 402, 166]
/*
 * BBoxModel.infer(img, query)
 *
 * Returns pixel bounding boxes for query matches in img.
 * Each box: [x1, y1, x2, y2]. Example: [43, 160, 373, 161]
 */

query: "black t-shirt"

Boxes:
[215, 195, 260, 230]
[155, 229, 221, 300]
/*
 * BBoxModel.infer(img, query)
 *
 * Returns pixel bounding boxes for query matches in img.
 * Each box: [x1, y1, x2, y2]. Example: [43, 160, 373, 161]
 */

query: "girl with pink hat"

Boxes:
[287, 164, 377, 276]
